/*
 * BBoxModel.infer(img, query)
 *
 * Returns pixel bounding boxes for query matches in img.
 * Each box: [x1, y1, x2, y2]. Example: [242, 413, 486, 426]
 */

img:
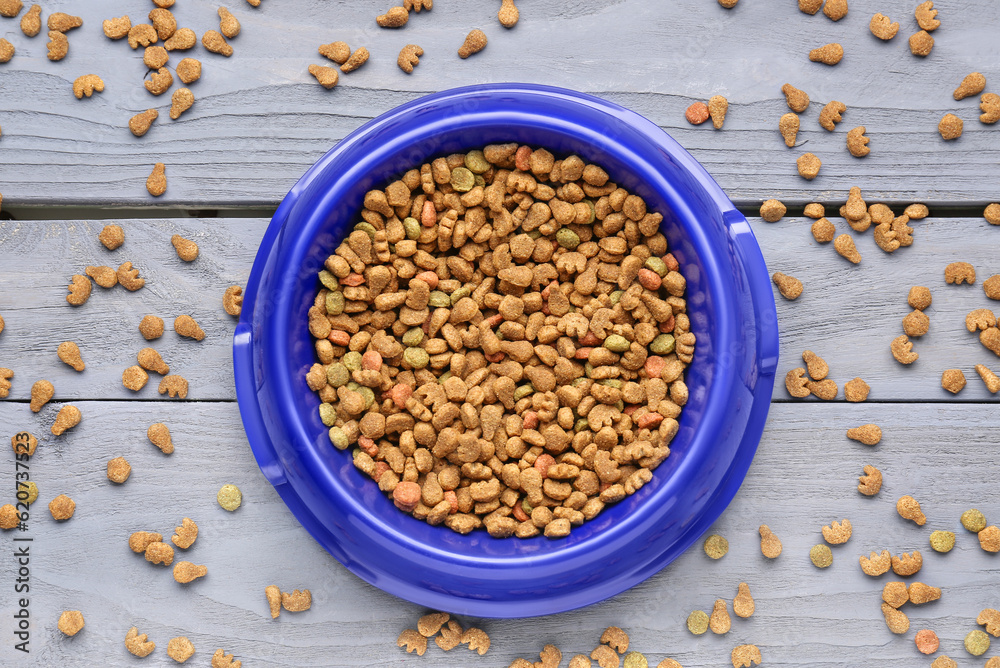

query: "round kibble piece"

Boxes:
[938, 113, 963, 140]
[58, 610, 85, 636]
[981, 525, 1000, 552]
[812, 218, 835, 243]
[903, 310, 930, 337]
[810, 544, 833, 568]
[686, 610, 710, 635]
[623, 652, 647, 668]
[797, 152, 822, 180]
[966, 630, 991, 656]
[685, 102, 710, 125]
[107, 457, 132, 483]
[908, 286, 932, 310]
[703, 533, 729, 559]
[929, 530, 955, 553]
[760, 199, 786, 222]
[962, 508, 987, 532]
[217, 484, 242, 511]
[915, 629, 940, 655]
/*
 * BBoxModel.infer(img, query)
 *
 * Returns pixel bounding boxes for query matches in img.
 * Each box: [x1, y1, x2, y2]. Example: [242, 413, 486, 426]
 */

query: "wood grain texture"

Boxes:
[0, 0, 998, 208]
[0, 401, 997, 667]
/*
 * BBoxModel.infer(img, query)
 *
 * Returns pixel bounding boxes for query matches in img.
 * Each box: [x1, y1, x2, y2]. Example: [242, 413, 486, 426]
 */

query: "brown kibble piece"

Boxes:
[224, 286, 244, 316]
[975, 364, 1000, 393]
[759, 199, 786, 222]
[51, 405, 81, 436]
[685, 102, 710, 125]
[11, 432, 37, 457]
[731, 645, 762, 668]
[782, 84, 809, 112]
[844, 377, 870, 402]
[915, 1, 940, 30]
[785, 367, 810, 398]
[398, 629, 427, 656]
[145, 67, 173, 96]
[938, 113, 963, 140]
[103, 16, 132, 40]
[0, 368, 13, 399]
[941, 369, 967, 394]
[908, 286, 932, 310]
[882, 603, 910, 634]
[979, 609, 1000, 636]
[897, 495, 927, 525]
[847, 424, 881, 446]
[823, 0, 847, 21]
[982, 328, 1000, 356]
[891, 551, 922, 576]
[801, 350, 828, 380]
[48, 13, 83, 32]
[909, 582, 941, 604]
[945, 262, 976, 284]
[176, 58, 201, 84]
[804, 203, 824, 219]
[308, 65, 340, 89]
[212, 649, 241, 668]
[281, 589, 311, 611]
[591, 645, 616, 668]
[149, 8, 176, 40]
[458, 29, 487, 58]
[138, 348, 169, 374]
[202, 30, 233, 56]
[882, 581, 909, 608]
[20, 4, 41, 37]
[799, 0, 823, 13]
[819, 101, 846, 131]
[955, 73, 986, 101]
[129, 531, 162, 553]
[169, 89, 194, 120]
[902, 310, 930, 337]
[175, 315, 205, 340]
[398, 44, 423, 73]
[376, 6, 409, 28]
[417, 612, 450, 637]
[461, 628, 490, 655]
[66, 275, 92, 306]
[0, 38, 13, 62]
[173, 561, 207, 583]
[981, 95, 1000, 125]
[834, 234, 861, 264]
[47, 31, 68, 61]
[129, 110, 159, 137]
[58, 610, 85, 636]
[29, 379, 54, 412]
[107, 456, 132, 483]
[265, 585, 281, 619]
[772, 272, 803, 300]
[145, 540, 175, 565]
[498, 0, 518, 27]
[809, 380, 835, 400]
[601, 625, 629, 653]
[171, 517, 198, 548]
[171, 234, 198, 261]
[341, 47, 369, 73]
[709, 599, 731, 634]
[822, 519, 852, 544]
[708, 95, 728, 129]
[890, 334, 918, 364]
[779, 113, 799, 147]
[167, 636, 195, 662]
[73, 75, 105, 100]
[0, 504, 17, 529]
[48, 494, 75, 520]
[159, 375, 189, 398]
[219, 7, 240, 38]
[811, 218, 835, 243]
[847, 126, 870, 157]
[809, 43, 844, 65]
[984, 275, 1000, 300]
[759, 524, 782, 558]
[797, 152, 821, 180]
[904, 204, 929, 219]
[435, 619, 464, 651]
[144, 45, 168, 69]
[733, 582, 755, 618]
[140, 315, 164, 340]
[122, 365, 149, 391]
[147, 163, 167, 197]
[127, 24, 158, 50]
[99, 224, 124, 250]
[165, 28, 197, 51]
[148, 423, 174, 454]
[125, 627, 156, 657]
[860, 550, 892, 576]
[319, 41, 350, 64]
[858, 465, 882, 495]
[909, 31, 934, 57]
[869, 13, 899, 40]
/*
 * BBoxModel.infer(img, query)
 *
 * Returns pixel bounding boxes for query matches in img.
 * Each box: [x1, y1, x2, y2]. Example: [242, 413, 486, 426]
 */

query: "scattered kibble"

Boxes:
[498, 0, 519, 27]
[29, 379, 54, 412]
[731, 645, 762, 668]
[341, 46, 369, 73]
[942, 369, 967, 394]
[931, 657, 957, 668]
[915, 1, 940, 30]
[834, 234, 861, 264]
[980, 525, 1000, 552]
[145, 67, 174, 96]
[397, 44, 423, 73]
[685, 102, 710, 125]
[176, 58, 201, 85]
[796, 152, 821, 180]
[759, 524, 782, 558]
[148, 423, 174, 454]
[844, 377, 870, 402]
[218, 484, 242, 511]
[779, 113, 799, 147]
[622, 652, 647, 668]
[785, 367, 810, 398]
[212, 649, 242, 667]
[882, 581, 908, 608]
[66, 275, 92, 306]
[978, 608, 1000, 636]
[175, 314, 206, 340]
[458, 29, 487, 58]
[202, 29, 233, 56]
[169, 88, 195, 120]
[823, 0, 847, 20]
[129, 531, 163, 553]
[173, 561, 207, 583]
[909, 30, 934, 56]
[847, 424, 881, 446]
[914, 628, 940, 654]
[72, 75, 105, 100]
[811, 218, 835, 243]
[125, 627, 156, 657]
[955, 72, 987, 101]
[687, 610, 710, 635]
[733, 582, 755, 618]
[0, 504, 18, 529]
[810, 544, 833, 568]
[938, 113, 963, 140]
[847, 126, 870, 157]
[772, 272, 803, 300]
[0, 368, 13, 399]
[981, 96, 1000, 124]
[48, 494, 76, 520]
[704, 533, 729, 559]
[51, 405, 81, 436]
[781, 83, 810, 112]
[882, 602, 910, 634]
[147, 163, 167, 197]
[896, 495, 926, 525]
[107, 457, 132, 483]
[821, 519, 852, 544]
[165, 28, 197, 51]
[962, 508, 988, 532]
[122, 365, 149, 391]
[890, 334, 918, 364]
[809, 43, 844, 65]
[819, 101, 846, 131]
[601, 626, 629, 653]
[929, 530, 955, 552]
[144, 45, 168, 69]
[58, 610, 85, 636]
[159, 375, 189, 398]
[223, 286, 244, 316]
[869, 13, 899, 40]
[397, 629, 427, 655]
[759, 199, 786, 222]
[909, 582, 941, 604]
[172, 517, 198, 549]
[308, 65, 340, 89]
[709, 599, 732, 634]
[47, 31, 68, 61]
[860, 550, 891, 576]
[890, 550, 922, 576]
[85, 265, 118, 288]
[976, 364, 1000, 393]
[167, 636, 196, 663]
[376, 6, 409, 28]
[265, 585, 282, 619]
[319, 41, 351, 64]
[218, 6, 240, 38]
[145, 540, 175, 566]
[708, 95, 728, 129]
[966, 630, 991, 656]
[20, 4, 41, 37]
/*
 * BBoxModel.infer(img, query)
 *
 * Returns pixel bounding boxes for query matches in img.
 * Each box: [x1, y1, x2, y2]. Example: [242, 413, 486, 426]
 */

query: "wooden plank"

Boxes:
[0, 400, 997, 666]
[0, 1, 999, 207]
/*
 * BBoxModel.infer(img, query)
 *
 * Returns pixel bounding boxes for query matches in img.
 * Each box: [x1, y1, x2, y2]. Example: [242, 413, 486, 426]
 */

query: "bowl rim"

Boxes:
[235, 83, 778, 617]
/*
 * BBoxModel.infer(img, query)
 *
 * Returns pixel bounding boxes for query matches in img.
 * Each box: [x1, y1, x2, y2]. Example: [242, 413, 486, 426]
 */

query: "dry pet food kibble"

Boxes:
[49, 494, 76, 520]
[86, 265, 118, 288]
[99, 224, 124, 250]
[107, 457, 131, 483]
[909, 30, 934, 57]
[218, 484, 242, 511]
[708, 95, 728, 129]
[122, 365, 149, 391]
[167, 636, 195, 662]
[834, 234, 861, 263]
[687, 610, 710, 635]
[73, 75, 104, 100]
[938, 114, 963, 140]
[11, 432, 37, 457]
[51, 405, 81, 436]
[685, 102, 710, 125]
[498, 0, 519, 27]
[704, 533, 729, 559]
[47, 31, 68, 61]
[780, 113, 799, 147]
[212, 649, 242, 668]
[844, 377, 870, 402]
[159, 375, 189, 398]
[103, 16, 132, 40]
[914, 629, 940, 654]
[176, 58, 201, 84]
[966, 630, 991, 656]
[759, 524, 783, 558]
[985, 275, 1000, 300]
[0, 505, 18, 530]
[171, 234, 199, 261]
[869, 13, 899, 40]
[955, 72, 987, 100]
[169, 89, 194, 120]
[929, 530, 955, 552]
[915, 1, 940, 30]
[219, 7, 240, 38]
[172, 517, 198, 548]
[782, 83, 810, 112]
[981, 96, 1000, 125]
[58, 610, 85, 636]
[731, 645, 762, 668]
[811, 218, 835, 243]
[203, 30, 233, 56]
[847, 424, 881, 445]
[890, 334, 918, 364]
[847, 126, 870, 157]
[223, 286, 244, 316]
[48, 13, 83, 32]
[148, 423, 174, 453]
[896, 495, 926, 525]
[772, 272, 802, 300]
[145, 541, 175, 565]
[809, 43, 844, 65]
[66, 275, 92, 306]
[941, 369, 967, 394]
[340, 47, 369, 73]
[30, 379, 54, 412]
[376, 6, 409, 27]
[733, 582, 755, 618]
[890, 551, 922, 576]
[882, 581, 908, 608]
[20, 4, 40, 36]
[796, 152, 821, 180]
[281, 588, 312, 611]
[126, 627, 156, 657]
[860, 549, 891, 576]
[0, 368, 12, 399]
[147, 163, 167, 197]
[980, 525, 1000, 552]
[129, 531, 162, 553]
[976, 364, 1000, 392]
[962, 508, 987, 532]
[458, 29, 487, 58]
[128, 24, 158, 50]
[978, 608, 1000, 636]
[119, 265, 146, 292]
[903, 310, 929, 337]
[821, 519, 852, 544]
[882, 603, 910, 634]
[710, 599, 732, 633]
[785, 367, 810, 398]
[398, 44, 423, 73]
[265, 585, 282, 619]
[601, 626, 630, 653]
[173, 561, 207, 583]
[810, 544, 833, 568]
[138, 348, 169, 374]
[0, 0, 22, 16]
[908, 286, 932, 310]
[909, 582, 941, 604]
[760, 199, 786, 222]
[397, 629, 427, 655]
[175, 314, 205, 340]
[309, 65, 339, 89]
[144, 46, 168, 69]
[819, 101, 846, 131]
[931, 657, 957, 668]
[319, 41, 351, 64]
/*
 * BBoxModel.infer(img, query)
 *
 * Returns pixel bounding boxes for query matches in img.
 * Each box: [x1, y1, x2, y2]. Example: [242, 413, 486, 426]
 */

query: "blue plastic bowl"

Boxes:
[234, 83, 778, 618]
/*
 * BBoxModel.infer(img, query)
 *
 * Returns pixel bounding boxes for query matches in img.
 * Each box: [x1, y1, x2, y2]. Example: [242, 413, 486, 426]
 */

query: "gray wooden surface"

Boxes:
[1, 0, 1000, 666]
[0, 0, 999, 208]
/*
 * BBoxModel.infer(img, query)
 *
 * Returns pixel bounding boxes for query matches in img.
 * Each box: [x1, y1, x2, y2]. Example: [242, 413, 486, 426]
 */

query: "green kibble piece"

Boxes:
[346, 381, 360, 392]
[604, 334, 630, 353]
[645, 256, 668, 277]
[650, 334, 676, 355]
[354, 222, 377, 239]
[318, 403, 337, 426]
[20, 481, 38, 505]
[556, 227, 581, 250]
[614, 400, 624, 412]
[703, 534, 729, 559]
[810, 543, 833, 568]
[318, 269, 339, 291]
[521, 498, 533, 515]
[686, 610, 710, 635]
[326, 290, 345, 316]
[403, 217, 421, 240]
[403, 347, 429, 369]
[474, 175, 486, 187]
[217, 484, 242, 511]
[528, 230, 542, 239]
[402, 328, 424, 347]
[450, 167, 475, 193]
[429, 291, 451, 308]
[597, 379, 622, 388]
[464, 150, 490, 174]
[326, 363, 349, 387]
[623, 652, 648, 668]
[357, 387, 375, 409]
[609, 290, 623, 305]
[929, 530, 956, 553]
[328, 427, 349, 450]
[450, 287, 471, 305]
[581, 200, 596, 225]
[574, 418, 589, 432]
[965, 630, 990, 656]
[513, 384, 534, 402]
[584, 362, 595, 378]
[962, 508, 987, 532]
[437, 371, 452, 384]
[342, 351, 363, 371]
